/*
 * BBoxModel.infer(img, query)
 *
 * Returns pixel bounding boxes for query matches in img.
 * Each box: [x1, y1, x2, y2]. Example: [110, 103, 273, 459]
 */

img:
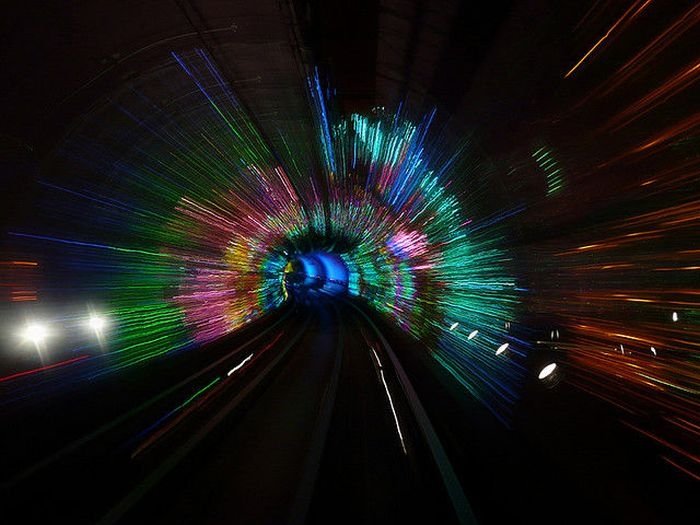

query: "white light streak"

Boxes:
[468, 329, 478, 340]
[227, 353, 254, 376]
[379, 369, 407, 455]
[672, 311, 678, 322]
[370, 347, 382, 369]
[449, 322, 459, 331]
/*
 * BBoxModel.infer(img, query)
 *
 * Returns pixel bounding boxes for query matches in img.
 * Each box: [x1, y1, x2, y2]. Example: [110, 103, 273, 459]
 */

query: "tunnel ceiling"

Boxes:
[1, 0, 519, 152]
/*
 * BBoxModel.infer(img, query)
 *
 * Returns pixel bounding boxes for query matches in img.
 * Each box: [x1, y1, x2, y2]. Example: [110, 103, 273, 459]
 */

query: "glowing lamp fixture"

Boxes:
[538, 362, 557, 380]
[21, 322, 49, 345]
[88, 314, 107, 332]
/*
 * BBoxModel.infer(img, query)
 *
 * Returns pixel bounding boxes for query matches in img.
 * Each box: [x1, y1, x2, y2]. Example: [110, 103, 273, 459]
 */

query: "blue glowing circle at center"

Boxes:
[285, 251, 349, 298]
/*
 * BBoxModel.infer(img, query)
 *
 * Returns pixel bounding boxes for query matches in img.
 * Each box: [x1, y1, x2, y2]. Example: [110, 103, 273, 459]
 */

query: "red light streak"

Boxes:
[0, 355, 90, 384]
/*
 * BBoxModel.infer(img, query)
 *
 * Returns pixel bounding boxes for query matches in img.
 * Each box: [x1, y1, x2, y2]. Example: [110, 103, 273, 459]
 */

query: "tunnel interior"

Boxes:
[0, 1, 698, 524]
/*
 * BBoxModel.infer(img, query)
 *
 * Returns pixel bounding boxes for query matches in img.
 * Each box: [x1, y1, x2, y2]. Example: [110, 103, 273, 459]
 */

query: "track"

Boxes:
[1, 299, 471, 524]
[308, 302, 466, 524]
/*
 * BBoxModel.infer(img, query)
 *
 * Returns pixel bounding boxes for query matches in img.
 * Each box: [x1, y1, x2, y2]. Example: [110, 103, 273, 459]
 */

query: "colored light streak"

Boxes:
[0, 355, 90, 384]
[564, 0, 653, 79]
[528, 0, 700, 464]
[132, 376, 222, 457]
[7, 49, 516, 427]
[532, 145, 565, 195]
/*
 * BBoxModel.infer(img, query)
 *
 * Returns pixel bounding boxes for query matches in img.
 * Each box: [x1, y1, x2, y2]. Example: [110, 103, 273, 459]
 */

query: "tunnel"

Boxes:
[0, 1, 698, 524]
